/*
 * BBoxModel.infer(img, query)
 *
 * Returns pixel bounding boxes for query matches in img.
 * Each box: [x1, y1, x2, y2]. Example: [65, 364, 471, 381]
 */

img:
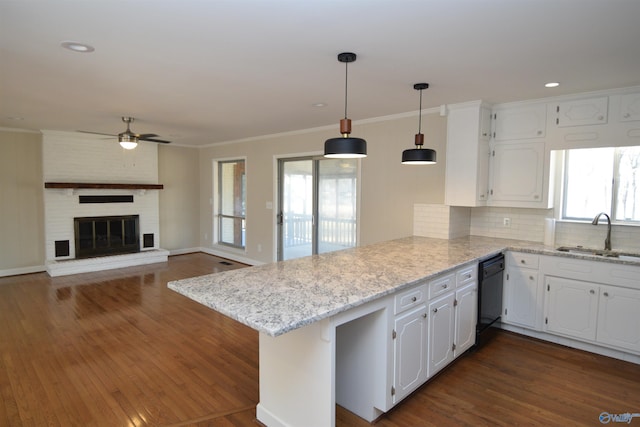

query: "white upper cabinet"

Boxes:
[554, 96, 608, 127]
[445, 102, 492, 207]
[617, 92, 640, 122]
[489, 141, 552, 208]
[492, 103, 547, 140]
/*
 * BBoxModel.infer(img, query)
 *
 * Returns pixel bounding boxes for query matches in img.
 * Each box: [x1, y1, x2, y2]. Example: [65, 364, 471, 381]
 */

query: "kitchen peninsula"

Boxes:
[168, 236, 639, 427]
[168, 236, 519, 426]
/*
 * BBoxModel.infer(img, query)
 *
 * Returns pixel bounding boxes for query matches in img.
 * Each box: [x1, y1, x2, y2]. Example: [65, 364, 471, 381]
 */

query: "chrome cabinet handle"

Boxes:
[433, 308, 438, 313]
[590, 289, 595, 294]
[411, 296, 417, 302]
[442, 284, 448, 289]
[423, 313, 427, 318]
[521, 259, 526, 264]
[529, 276, 535, 280]
[603, 292, 609, 297]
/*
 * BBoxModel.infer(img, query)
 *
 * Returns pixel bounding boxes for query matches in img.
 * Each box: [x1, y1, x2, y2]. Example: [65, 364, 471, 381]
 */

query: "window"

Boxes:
[217, 159, 246, 248]
[562, 146, 640, 223]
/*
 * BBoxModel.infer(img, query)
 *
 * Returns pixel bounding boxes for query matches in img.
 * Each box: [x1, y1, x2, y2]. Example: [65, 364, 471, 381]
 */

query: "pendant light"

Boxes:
[324, 52, 367, 158]
[402, 83, 436, 165]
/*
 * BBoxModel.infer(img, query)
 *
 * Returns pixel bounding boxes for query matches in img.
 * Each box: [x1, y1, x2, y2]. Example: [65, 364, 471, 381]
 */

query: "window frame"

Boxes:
[561, 146, 640, 224]
[215, 158, 247, 250]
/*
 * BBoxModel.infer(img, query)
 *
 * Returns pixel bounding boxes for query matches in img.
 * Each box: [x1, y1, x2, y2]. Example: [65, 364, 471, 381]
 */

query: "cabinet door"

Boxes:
[503, 267, 539, 329]
[444, 103, 491, 207]
[489, 141, 545, 204]
[555, 97, 608, 127]
[493, 103, 546, 140]
[597, 285, 640, 353]
[619, 92, 640, 122]
[393, 306, 428, 403]
[454, 282, 477, 357]
[428, 293, 455, 378]
[544, 276, 598, 341]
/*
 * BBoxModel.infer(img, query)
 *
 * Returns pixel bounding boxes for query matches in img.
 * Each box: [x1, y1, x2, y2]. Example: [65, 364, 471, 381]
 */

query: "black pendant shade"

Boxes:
[325, 137, 367, 158]
[324, 52, 367, 158]
[402, 83, 437, 165]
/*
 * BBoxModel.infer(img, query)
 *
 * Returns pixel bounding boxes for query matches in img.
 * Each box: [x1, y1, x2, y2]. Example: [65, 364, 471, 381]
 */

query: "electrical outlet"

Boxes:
[503, 218, 511, 227]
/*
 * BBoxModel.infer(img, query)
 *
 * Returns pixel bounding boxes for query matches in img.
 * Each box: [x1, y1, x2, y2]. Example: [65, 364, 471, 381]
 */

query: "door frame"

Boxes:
[273, 152, 362, 262]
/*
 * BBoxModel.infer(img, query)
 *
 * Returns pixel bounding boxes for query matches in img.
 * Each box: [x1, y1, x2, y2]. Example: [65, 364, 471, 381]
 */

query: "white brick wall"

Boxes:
[42, 131, 160, 261]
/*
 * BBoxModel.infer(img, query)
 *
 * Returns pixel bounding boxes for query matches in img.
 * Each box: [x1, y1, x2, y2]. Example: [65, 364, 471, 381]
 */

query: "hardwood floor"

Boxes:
[1, 253, 639, 426]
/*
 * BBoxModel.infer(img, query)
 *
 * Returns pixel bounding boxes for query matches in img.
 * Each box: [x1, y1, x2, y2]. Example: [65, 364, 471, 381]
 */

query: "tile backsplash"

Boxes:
[469, 207, 553, 242]
[415, 204, 640, 253]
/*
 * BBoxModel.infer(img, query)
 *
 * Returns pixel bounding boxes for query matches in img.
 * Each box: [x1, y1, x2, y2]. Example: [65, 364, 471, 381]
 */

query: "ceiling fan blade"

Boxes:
[77, 130, 116, 137]
[138, 133, 159, 138]
[140, 137, 171, 144]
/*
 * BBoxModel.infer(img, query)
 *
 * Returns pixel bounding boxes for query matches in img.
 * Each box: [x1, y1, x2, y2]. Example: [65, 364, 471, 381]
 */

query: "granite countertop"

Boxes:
[168, 236, 640, 337]
[168, 236, 522, 337]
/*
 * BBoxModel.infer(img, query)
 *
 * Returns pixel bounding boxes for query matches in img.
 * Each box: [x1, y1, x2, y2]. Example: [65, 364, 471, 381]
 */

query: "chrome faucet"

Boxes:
[591, 212, 612, 251]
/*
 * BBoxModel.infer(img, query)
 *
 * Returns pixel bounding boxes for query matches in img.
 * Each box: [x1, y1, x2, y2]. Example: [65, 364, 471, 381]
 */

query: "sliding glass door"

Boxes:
[278, 157, 358, 261]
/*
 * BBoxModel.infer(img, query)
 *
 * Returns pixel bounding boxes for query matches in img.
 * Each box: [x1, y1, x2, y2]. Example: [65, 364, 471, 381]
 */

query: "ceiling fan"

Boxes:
[79, 116, 171, 149]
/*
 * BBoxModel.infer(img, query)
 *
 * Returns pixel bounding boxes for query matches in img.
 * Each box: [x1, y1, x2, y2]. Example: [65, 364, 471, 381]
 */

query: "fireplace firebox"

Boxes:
[74, 215, 140, 258]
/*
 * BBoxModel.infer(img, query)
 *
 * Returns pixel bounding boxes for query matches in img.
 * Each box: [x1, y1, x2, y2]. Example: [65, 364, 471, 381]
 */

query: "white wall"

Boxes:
[158, 144, 200, 252]
[198, 112, 447, 264]
[0, 130, 44, 275]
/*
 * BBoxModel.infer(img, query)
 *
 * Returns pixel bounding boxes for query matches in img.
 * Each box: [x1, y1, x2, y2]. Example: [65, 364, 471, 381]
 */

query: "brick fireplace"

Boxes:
[42, 131, 168, 276]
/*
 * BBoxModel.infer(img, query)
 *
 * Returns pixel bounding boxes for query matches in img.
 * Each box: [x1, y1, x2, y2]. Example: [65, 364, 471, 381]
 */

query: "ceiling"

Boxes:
[2, 0, 640, 147]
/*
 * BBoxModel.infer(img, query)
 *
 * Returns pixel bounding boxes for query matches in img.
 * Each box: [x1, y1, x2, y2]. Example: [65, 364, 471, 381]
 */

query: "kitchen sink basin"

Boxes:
[556, 246, 640, 261]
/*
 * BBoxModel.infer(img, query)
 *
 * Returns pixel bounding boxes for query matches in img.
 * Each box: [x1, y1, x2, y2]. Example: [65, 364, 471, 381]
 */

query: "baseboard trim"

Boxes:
[0, 265, 46, 278]
[198, 246, 265, 266]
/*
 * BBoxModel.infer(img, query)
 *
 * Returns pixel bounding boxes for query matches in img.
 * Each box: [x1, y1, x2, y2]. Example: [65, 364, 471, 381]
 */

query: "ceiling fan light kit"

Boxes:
[80, 116, 171, 149]
[324, 52, 367, 159]
[402, 83, 437, 165]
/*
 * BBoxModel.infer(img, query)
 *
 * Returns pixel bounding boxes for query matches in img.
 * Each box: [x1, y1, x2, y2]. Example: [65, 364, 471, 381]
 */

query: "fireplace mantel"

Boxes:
[44, 182, 164, 190]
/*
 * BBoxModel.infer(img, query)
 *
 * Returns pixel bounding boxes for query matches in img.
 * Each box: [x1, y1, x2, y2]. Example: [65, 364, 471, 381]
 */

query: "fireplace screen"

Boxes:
[74, 215, 140, 258]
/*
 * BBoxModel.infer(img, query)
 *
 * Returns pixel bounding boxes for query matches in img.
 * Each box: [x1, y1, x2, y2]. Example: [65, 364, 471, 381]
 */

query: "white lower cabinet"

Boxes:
[502, 252, 541, 329]
[428, 292, 455, 377]
[389, 263, 478, 408]
[541, 254, 640, 355]
[597, 285, 640, 353]
[454, 282, 478, 357]
[392, 305, 428, 404]
[544, 276, 599, 341]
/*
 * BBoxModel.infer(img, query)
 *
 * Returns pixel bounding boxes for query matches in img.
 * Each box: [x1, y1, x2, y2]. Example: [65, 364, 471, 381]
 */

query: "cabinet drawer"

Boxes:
[428, 274, 455, 300]
[457, 265, 478, 287]
[508, 252, 539, 269]
[395, 284, 427, 314]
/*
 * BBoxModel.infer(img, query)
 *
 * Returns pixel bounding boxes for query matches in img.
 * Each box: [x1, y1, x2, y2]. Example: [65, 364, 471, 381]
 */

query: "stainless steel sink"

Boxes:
[556, 246, 640, 261]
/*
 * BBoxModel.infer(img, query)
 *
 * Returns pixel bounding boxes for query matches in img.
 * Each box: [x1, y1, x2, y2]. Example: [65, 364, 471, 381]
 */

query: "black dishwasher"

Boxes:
[476, 253, 505, 346]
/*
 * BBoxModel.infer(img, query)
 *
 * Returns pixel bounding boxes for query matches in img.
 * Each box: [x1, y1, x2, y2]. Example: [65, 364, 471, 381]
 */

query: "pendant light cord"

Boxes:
[418, 88, 423, 134]
[344, 61, 349, 119]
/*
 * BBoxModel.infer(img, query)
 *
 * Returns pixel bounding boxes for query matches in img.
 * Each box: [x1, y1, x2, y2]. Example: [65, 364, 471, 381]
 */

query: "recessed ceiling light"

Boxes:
[60, 41, 95, 53]
[545, 82, 560, 88]
[312, 102, 327, 108]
